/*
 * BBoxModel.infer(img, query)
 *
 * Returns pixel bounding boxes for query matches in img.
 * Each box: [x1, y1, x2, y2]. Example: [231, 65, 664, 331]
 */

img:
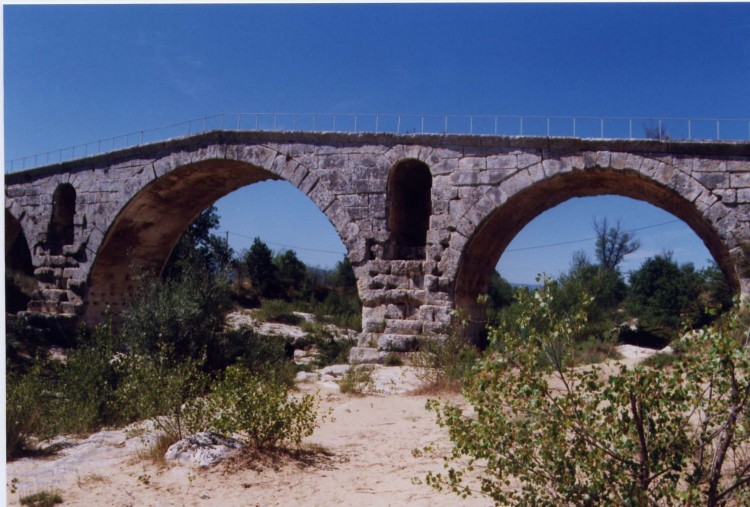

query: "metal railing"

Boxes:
[6, 113, 750, 173]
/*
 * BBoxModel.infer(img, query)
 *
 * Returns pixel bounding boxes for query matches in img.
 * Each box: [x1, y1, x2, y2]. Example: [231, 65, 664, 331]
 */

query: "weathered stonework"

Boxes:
[5, 131, 750, 347]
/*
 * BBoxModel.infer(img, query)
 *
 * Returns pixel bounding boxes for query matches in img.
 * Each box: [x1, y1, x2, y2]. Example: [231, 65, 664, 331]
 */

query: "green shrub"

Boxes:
[121, 266, 231, 361]
[208, 327, 295, 384]
[19, 490, 63, 507]
[6, 365, 55, 459]
[52, 320, 125, 434]
[383, 351, 403, 367]
[412, 329, 480, 394]
[187, 364, 320, 450]
[422, 280, 750, 506]
[339, 365, 375, 395]
[254, 299, 302, 325]
[117, 344, 208, 440]
[300, 322, 356, 368]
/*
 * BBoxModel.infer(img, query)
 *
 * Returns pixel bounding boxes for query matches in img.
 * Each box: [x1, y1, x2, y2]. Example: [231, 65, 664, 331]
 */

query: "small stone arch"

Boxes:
[47, 183, 76, 255]
[453, 166, 742, 340]
[386, 159, 432, 260]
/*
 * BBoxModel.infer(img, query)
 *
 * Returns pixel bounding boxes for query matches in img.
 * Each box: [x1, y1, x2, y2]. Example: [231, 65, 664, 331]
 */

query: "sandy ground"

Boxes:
[6, 345, 662, 507]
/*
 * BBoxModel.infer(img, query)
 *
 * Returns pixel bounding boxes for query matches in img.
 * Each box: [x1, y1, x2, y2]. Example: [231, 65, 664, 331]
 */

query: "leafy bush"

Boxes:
[51, 320, 126, 434]
[339, 365, 376, 395]
[121, 266, 231, 361]
[187, 364, 320, 450]
[6, 364, 55, 459]
[117, 344, 208, 440]
[423, 280, 750, 506]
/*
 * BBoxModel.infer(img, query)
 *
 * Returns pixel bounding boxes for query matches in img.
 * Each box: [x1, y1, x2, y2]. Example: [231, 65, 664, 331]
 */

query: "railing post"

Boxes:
[520, 116, 523, 136]
[658, 119, 663, 140]
[444, 115, 448, 133]
[573, 117, 576, 137]
[470, 116, 473, 134]
[421, 116, 424, 134]
[494, 116, 498, 135]
[397, 115, 401, 133]
[333, 115, 336, 131]
[236, 114, 241, 130]
[688, 119, 692, 140]
[629, 119, 633, 139]
[547, 117, 550, 137]
[600, 118, 604, 138]
[375, 115, 379, 134]
[717, 120, 720, 140]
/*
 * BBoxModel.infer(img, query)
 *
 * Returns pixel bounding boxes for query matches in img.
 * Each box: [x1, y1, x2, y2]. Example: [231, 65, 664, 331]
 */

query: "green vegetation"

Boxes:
[187, 364, 320, 450]
[422, 281, 750, 506]
[19, 490, 63, 507]
[339, 365, 376, 395]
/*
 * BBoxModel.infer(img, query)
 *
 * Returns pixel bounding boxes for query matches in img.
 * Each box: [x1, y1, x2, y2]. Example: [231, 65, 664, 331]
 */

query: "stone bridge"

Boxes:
[5, 130, 750, 347]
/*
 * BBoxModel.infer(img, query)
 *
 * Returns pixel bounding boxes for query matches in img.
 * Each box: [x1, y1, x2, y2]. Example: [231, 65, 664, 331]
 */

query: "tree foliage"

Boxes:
[164, 205, 233, 278]
[626, 253, 705, 330]
[424, 281, 750, 506]
[594, 218, 640, 272]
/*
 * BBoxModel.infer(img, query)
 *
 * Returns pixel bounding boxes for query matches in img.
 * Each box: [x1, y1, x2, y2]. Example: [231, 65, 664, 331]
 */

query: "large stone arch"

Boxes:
[453, 164, 744, 337]
[84, 151, 359, 324]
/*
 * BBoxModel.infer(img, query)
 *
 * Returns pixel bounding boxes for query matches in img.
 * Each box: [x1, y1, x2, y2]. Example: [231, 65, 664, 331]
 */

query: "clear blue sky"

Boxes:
[5, 3, 750, 284]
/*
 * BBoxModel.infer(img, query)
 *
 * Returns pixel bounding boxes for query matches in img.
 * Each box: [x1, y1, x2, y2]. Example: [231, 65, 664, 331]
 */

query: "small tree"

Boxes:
[423, 281, 750, 506]
[243, 237, 280, 299]
[594, 217, 640, 272]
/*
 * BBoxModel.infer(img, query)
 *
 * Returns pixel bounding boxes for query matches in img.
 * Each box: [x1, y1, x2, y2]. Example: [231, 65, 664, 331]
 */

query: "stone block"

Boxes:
[378, 334, 419, 351]
[348, 347, 386, 365]
[384, 319, 424, 335]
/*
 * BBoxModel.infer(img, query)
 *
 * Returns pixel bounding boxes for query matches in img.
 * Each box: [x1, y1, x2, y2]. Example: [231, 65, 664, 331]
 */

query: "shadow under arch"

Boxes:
[454, 167, 739, 339]
[6, 208, 36, 313]
[84, 158, 347, 323]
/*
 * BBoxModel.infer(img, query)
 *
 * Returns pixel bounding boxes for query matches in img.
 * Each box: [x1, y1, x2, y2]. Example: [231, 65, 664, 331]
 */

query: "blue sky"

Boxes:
[5, 3, 750, 284]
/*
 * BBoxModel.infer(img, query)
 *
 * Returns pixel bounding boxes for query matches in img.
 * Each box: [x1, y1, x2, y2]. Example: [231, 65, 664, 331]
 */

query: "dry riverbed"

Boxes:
[6, 345, 661, 506]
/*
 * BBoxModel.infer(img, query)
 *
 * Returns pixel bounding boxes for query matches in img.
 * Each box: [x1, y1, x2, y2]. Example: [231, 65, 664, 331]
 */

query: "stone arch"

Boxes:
[47, 183, 76, 255]
[453, 166, 741, 339]
[5, 209, 36, 313]
[386, 159, 432, 260]
[84, 156, 356, 323]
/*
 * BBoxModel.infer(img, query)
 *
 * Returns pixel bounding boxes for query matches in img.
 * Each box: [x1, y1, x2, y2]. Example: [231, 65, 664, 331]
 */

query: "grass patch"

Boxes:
[411, 335, 480, 394]
[136, 432, 180, 466]
[339, 365, 375, 396]
[571, 338, 622, 365]
[255, 299, 303, 325]
[20, 490, 63, 507]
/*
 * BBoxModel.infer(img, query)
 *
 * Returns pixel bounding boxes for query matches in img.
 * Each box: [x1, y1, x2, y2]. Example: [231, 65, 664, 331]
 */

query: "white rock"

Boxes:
[165, 432, 245, 468]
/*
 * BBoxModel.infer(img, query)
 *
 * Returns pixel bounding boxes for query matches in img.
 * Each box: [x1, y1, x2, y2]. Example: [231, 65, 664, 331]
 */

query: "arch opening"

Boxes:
[5, 209, 36, 314]
[386, 159, 432, 260]
[84, 158, 355, 325]
[454, 168, 738, 341]
[85, 160, 281, 322]
[47, 183, 76, 255]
